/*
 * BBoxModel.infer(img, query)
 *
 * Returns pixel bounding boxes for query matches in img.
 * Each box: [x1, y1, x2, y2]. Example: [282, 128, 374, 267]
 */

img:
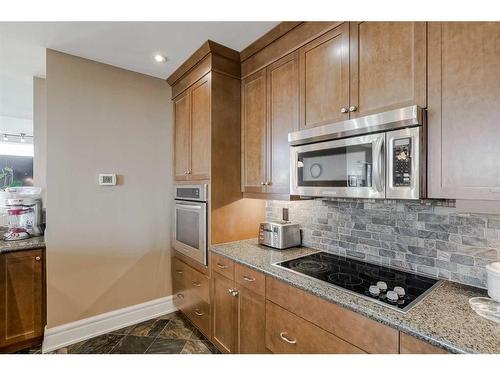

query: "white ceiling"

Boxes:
[0, 21, 278, 124]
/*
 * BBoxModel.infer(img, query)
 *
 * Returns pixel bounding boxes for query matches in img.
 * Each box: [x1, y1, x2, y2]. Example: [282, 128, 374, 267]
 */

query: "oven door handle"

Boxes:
[372, 136, 385, 193]
[175, 202, 203, 210]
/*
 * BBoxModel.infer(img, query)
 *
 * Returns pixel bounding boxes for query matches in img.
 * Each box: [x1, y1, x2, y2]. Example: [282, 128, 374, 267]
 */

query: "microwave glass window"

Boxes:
[298, 143, 373, 187]
[176, 209, 200, 249]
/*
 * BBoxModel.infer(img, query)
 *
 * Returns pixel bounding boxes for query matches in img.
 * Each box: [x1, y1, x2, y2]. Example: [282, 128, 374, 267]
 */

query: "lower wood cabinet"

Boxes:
[210, 255, 267, 354]
[266, 301, 364, 354]
[0, 248, 45, 353]
[172, 256, 211, 338]
[399, 332, 448, 354]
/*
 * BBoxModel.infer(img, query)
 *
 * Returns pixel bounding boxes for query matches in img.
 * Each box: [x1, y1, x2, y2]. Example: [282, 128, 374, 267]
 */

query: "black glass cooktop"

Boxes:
[274, 252, 440, 312]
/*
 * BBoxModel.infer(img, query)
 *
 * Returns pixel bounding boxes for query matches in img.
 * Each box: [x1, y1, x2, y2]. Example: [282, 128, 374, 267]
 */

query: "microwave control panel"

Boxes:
[393, 137, 412, 187]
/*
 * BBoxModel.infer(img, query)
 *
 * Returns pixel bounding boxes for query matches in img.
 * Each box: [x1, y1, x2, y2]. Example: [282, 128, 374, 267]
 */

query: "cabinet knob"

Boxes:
[340, 107, 349, 113]
[349, 105, 358, 112]
[265, 181, 271, 186]
[260, 181, 265, 186]
[176, 293, 184, 299]
[187, 170, 191, 175]
[228, 288, 239, 297]
[35, 256, 41, 261]
[192, 281, 201, 287]
[184, 170, 188, 175]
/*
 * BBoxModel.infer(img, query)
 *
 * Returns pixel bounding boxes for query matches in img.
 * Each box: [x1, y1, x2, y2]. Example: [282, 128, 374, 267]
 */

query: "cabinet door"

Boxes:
[173, 90, 191, 181]
[349, 22, 426, 117]
[0, 249, 43, 349]
[236, 285, 267, 353]
[428, 22, 500, 200]
[190, 74, 211, 180]
[299, 23, 350, 129]
[267, 52, 299, 194]
[242, 69, 267, 193]
[211, 272, 237, 353]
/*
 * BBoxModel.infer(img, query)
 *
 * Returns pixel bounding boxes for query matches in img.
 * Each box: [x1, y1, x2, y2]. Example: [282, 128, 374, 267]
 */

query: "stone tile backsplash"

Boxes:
[265, 199, 500, 289]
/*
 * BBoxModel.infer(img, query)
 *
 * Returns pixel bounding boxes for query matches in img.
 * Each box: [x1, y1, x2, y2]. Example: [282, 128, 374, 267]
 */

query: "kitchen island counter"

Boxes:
[211, 239, 500, 354]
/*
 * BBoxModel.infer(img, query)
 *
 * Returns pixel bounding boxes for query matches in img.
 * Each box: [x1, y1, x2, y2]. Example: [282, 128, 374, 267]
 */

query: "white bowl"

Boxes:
[486, 262, 500, 302]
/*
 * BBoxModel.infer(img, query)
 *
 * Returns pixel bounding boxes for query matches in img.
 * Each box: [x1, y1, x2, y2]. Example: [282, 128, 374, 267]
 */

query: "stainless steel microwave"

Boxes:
[289, 106, 426, 199]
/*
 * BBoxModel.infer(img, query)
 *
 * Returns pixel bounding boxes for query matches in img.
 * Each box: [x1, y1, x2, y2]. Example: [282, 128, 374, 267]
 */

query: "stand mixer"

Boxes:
[0, 187, 44, 241]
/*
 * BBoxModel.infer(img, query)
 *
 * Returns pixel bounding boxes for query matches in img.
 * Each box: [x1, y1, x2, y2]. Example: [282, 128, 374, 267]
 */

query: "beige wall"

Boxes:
[46, 50, 173, 327]
[33, 76, 47, 204]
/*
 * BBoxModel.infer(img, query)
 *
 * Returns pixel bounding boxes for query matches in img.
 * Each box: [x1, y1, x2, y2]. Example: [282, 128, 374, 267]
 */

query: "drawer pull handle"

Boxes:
[228, 288, 239, 297]
[176, 270, 183, 274]
[192, 281, 201, 287]
[216, 263, 228, 269]
[242, 275, 255, 282]
[279, 332, 297, 345]
[194, 309, 204, 316]
[176, 293, 184, 299]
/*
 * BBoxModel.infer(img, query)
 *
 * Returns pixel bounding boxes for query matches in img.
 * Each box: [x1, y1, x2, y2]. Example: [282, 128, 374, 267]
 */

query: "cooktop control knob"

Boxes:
[394, 286, 406, 298]
[386, 290, 399, 303]
[369, 285, 380, 297]
[376, 281, 388, 292]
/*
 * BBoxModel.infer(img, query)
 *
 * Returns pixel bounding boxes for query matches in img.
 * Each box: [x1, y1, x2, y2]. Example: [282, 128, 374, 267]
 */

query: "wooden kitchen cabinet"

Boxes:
[428, 22, 500, 200]
[299, 23, 350, 129]
[210, 254, 267, 353]
[0, 249, 45, 352]
[241, 52, 299, 197]
[399, 332, 448, 354]
[173, 74, 211, 181]
[211, 271, 238, 353]
[241, 69, 267, 194]
[349, 22, 426, 117]
[173, 90, 191, 181]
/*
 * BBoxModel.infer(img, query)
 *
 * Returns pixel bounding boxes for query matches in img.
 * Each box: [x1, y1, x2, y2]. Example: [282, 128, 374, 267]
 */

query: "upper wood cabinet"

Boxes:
[428, 22, 500, 200]
[173, 74, 211, 181]
[299, 23, 350, 128]
[241, 69, 267, 194]
[0, 249, 45, 352]
[349, 22, 426, 118]
[242, 52, 299, 196]
[297, 22, 426, 128]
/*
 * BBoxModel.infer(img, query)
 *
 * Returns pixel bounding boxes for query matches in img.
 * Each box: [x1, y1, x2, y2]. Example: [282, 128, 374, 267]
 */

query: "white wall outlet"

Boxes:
[98, 174, 117, 186]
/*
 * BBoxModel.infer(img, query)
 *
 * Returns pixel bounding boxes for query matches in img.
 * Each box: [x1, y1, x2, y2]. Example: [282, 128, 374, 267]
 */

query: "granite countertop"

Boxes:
[210, 239, 500, 354]
[0, 235, 45, 254]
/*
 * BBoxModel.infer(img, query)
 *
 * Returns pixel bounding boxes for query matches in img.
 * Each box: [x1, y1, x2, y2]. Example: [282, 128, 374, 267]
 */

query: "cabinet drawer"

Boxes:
[234, 263, 265, 296]
[186, 296, 211, 338]
[266, 301, 364, 354]
[173, 257, 210, 304]
[399, 332, 448, 354]
[211, 253, 234, 280]
[266, 277, 399, 353]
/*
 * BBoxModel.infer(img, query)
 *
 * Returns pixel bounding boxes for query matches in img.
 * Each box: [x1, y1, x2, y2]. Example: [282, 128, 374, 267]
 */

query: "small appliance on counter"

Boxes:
[0, 187, 44, 241]
[258, 208, 301, 249]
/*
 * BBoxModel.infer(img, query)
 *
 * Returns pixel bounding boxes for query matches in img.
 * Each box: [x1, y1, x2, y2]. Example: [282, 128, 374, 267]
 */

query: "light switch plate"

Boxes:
[98, 174, 117, 186]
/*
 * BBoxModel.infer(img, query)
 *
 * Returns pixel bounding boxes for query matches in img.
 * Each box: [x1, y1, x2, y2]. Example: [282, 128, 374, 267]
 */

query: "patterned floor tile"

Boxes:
[70, 334, 123, 354]
[158, 318, 195, 340]
[128, 319, 169, 338]
[146, 338, 186, 354]
[110, 335, 155, 354]
[181, 340, 218, 354]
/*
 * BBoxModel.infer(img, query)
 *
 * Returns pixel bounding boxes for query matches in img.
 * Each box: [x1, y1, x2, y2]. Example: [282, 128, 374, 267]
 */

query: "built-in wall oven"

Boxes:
[173, 184, 208, 266]
[289, 106, 426, 199]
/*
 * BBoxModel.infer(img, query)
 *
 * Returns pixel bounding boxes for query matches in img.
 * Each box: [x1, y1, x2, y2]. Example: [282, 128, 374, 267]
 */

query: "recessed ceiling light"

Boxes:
[153, 54, 166, 63]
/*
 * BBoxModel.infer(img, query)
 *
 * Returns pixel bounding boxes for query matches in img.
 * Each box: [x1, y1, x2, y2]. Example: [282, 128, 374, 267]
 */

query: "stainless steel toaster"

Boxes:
[258, 221, 301, 249]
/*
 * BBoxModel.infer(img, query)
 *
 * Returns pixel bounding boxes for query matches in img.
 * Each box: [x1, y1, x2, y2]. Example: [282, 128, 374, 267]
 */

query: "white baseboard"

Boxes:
[42, 295, 177, 353]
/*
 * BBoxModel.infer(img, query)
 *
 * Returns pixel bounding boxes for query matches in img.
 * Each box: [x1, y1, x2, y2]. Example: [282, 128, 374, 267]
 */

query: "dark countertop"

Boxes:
[211, 239, 500, 354]
[0, 235, 45, 254]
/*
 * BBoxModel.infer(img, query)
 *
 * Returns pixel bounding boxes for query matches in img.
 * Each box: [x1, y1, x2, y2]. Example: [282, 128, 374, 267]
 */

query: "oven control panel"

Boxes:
[393, 137, 412, 187]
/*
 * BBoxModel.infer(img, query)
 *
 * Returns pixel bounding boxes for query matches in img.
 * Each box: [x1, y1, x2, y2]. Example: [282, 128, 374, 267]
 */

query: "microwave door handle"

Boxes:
[372, 137, 384, 192]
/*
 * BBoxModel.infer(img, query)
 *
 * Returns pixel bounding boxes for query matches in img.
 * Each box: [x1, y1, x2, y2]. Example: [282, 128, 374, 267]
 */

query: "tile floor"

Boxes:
[16, 311, 219, 354]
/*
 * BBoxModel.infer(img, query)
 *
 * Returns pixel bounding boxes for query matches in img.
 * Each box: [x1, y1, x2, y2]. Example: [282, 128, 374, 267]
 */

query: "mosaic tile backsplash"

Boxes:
[266, 199, 500, 289]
